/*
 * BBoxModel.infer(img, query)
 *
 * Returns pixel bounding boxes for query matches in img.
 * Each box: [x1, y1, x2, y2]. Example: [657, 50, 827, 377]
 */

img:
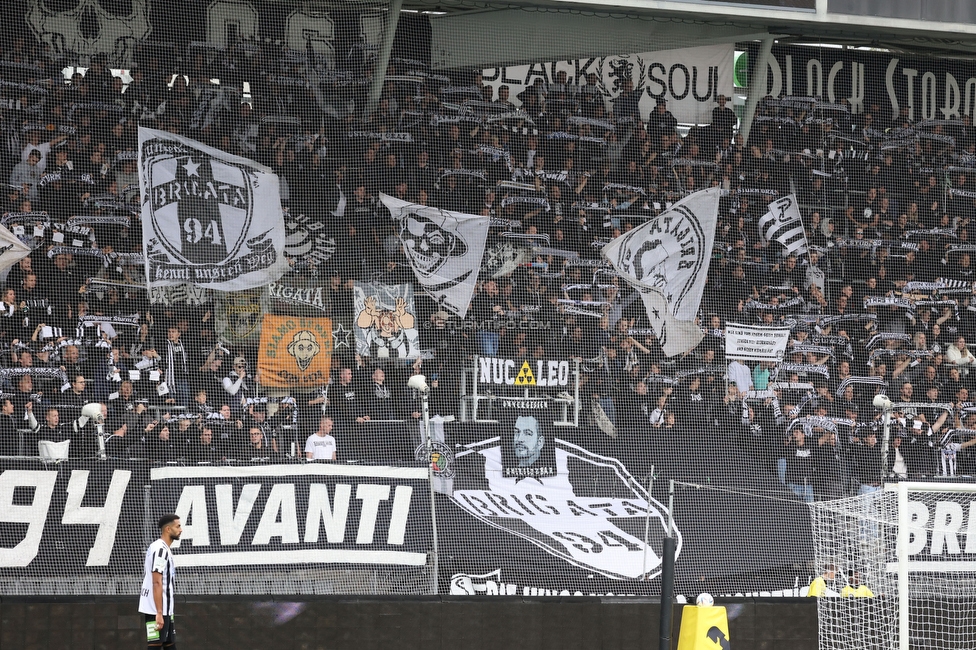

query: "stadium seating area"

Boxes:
[2, 38, 976, 501]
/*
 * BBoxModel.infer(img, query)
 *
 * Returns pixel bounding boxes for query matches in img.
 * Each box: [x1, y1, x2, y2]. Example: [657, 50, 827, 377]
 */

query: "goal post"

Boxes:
[811, 482, 976, 650]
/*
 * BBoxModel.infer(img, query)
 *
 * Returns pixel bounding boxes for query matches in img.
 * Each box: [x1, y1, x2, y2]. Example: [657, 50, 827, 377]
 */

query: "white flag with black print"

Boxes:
[601, 187, 720, 357]
[138, 127, 290, 290]
[0, 222, 31, 274]
[380, 193, 490, 319]
[758, 194, 808, 257]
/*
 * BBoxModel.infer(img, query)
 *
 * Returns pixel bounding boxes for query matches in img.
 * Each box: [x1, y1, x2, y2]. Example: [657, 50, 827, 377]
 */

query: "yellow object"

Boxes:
[676, 604, 731, 650]
[841, 584, 875, 598]
[515, 360, 536, 385]
[808, 576, 827, 597]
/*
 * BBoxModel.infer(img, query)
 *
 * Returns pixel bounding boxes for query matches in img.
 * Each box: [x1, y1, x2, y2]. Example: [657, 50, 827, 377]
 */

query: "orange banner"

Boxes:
[257, 315, 333, 389]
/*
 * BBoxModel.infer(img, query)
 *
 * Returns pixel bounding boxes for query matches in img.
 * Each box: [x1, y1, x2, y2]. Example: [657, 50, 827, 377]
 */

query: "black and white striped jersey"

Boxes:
[138, 539, 175, 616]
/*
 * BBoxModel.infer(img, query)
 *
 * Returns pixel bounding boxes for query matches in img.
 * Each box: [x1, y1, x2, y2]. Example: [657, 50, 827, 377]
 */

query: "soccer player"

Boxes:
[139, 514, 181, 649]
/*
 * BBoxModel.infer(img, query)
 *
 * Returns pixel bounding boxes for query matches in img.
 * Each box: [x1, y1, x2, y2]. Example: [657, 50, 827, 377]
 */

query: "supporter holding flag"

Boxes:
[758, 194, 809, 259]
[601, 188, 720, 356]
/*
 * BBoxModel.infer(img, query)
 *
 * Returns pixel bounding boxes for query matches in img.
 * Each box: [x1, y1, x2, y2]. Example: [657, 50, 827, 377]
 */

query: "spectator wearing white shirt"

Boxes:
[946, 336, 976, 370]
[21, 129, 68, 174]
[727, 359, 754, 394]
[305, 416, 337, 461]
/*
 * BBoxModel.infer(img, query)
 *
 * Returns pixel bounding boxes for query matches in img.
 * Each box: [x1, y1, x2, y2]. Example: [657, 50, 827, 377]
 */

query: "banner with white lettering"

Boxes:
[0, 460, 141, 572]
[749, 43, 976, 120]
[477, 357, 573, 388]
[482, 45, 733, 125]
[158, 464, 431, 569]
[441, 423, 812, 595]
[267, 281, 330, 313]
[138, 127, 290, 290]
[0, 448, 811, 597]
[725, 323, 793, 362]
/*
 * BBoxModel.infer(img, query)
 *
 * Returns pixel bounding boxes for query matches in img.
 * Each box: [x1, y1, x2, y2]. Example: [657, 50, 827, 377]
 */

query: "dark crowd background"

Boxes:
[1, 33, 975, 504]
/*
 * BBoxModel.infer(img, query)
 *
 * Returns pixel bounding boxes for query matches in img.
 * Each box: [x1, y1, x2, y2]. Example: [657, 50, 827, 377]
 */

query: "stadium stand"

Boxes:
[4, 9, 976, 612]
[0, 37, 973, 490]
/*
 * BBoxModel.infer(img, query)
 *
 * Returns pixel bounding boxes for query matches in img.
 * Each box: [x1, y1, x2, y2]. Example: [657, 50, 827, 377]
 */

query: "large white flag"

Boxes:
[601, 187, 720, 357]
[758, 194, 808, 257]
[138, 127, 289, 290]
[0, 224, 32, 275]
[380, 193, 490, 318]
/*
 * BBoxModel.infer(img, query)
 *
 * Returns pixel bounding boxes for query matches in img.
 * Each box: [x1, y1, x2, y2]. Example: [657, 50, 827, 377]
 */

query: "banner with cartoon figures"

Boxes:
[257, 315, 333, 389]
[353, 282, 421, 359]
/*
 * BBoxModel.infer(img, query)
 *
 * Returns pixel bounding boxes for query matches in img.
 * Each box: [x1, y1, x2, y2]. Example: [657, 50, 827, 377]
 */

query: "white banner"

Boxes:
[380, 193, 490, 319]
[353, 281, 421, 360]
[138, 127, 289, 290]
[482, 44, 733, 125]
[0, 222, 32, 274]
[725, 323, 792, 362]
[758, 194, 808, 257]
[601, 188, 719, 357]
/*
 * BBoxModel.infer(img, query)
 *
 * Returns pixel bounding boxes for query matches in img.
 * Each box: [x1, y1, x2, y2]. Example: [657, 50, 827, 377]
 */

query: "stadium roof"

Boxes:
[398, 0, 976, 63]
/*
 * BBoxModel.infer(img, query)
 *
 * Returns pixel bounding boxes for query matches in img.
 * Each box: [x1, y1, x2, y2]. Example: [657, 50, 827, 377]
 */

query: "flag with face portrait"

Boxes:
[380, 193, 490, 318]
[601, 187, 720, 357]
[139, 127, 290, 290]
[257, 315, 333, 389]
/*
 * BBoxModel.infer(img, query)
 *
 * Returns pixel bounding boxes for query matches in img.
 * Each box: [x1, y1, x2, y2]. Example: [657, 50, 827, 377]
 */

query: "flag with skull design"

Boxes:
[380, 193, 490, 318]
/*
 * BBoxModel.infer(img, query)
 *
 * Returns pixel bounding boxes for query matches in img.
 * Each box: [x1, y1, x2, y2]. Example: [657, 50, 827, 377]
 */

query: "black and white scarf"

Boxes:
[165, 339, 188, 388]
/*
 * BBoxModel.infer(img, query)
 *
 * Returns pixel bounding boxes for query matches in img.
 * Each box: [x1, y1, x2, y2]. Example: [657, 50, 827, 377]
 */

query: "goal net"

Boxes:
[811, 483, 976, 650]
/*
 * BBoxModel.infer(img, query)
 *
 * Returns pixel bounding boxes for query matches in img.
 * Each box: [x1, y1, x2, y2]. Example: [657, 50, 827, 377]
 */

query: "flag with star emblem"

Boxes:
[601, 187, 720, 357]
[138, 127, 290, 290]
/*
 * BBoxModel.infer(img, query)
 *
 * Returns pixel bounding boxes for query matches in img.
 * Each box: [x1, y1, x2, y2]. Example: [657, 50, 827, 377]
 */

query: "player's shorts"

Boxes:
[145, 614, 176, 647]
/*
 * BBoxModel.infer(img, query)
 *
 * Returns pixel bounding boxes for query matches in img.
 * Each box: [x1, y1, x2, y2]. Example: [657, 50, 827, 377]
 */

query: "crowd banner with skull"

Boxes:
[380, 193, 490, 319]
[257, 315, 334, 389]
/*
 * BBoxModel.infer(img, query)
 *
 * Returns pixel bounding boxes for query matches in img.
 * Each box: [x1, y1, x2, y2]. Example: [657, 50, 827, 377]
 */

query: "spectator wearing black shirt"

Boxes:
[0, 398, 20, 455]
[814, 428, 847, 500]
[785, 429, 816, 502]
[711, 94, 737, 146]
[646, 99, 678, 136]
[363, 367, 402, 421]
[855, 431, 884, 493]
[188, 425, 222, 463]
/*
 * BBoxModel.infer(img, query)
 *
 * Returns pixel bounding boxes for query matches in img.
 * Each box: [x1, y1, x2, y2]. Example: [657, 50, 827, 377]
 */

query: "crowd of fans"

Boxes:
[1, 37, 976, 500]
